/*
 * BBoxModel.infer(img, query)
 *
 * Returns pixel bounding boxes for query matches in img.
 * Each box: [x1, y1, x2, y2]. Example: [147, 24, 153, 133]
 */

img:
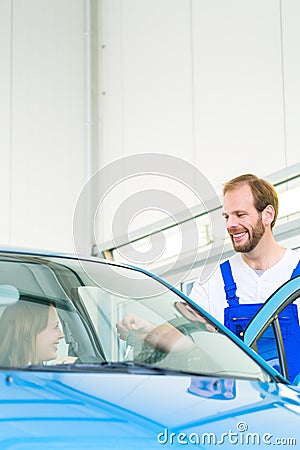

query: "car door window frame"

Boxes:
[245, 285, 300, 382]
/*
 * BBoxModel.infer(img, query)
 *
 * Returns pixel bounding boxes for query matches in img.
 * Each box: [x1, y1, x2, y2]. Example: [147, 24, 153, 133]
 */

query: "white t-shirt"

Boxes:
[189, 248, 300, 324]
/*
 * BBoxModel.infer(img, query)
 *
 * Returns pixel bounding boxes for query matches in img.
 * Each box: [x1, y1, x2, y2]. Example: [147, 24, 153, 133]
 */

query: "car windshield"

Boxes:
[0, 252, 270, 382]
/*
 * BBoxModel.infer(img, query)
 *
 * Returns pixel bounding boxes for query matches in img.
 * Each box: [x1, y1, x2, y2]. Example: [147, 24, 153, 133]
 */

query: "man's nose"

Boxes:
[226, 216, 238, 229]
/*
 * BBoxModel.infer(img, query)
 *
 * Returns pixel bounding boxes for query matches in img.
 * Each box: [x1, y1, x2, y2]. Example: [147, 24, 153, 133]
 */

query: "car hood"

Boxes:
[1, 370, 300, 449]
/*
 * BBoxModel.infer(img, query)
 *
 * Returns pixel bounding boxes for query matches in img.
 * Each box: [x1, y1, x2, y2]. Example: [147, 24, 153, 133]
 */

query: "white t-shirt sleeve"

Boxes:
[189, 279, 210, 312]
[188, 268, 227, 324]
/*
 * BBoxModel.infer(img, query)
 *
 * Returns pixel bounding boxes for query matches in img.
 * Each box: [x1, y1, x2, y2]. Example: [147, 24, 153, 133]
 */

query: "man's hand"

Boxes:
[116, 313, 156, 341]
[116, 312, 194, 353]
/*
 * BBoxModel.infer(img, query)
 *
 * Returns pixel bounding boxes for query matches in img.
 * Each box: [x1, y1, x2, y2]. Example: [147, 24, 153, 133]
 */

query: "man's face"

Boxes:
[222, 184, 265, 253]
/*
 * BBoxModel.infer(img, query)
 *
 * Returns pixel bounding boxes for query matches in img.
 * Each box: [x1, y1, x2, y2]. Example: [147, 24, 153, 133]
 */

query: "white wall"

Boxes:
[98, 0, 300, 245]
[282, 0, 300, 165]
[0, 0, 12, 243]
[100, 0, 300, 184]
[192, 0, 286, 178]
[0, 0, 87, 253]
[1, 0, 299, 257]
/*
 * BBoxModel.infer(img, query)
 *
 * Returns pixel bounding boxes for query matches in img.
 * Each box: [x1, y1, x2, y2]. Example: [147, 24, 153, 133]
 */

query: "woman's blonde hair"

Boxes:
[0, 300, 51, 366]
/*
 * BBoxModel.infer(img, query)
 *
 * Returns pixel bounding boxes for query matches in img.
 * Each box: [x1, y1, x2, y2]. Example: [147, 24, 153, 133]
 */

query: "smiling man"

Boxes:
[189, 174, 300, 325]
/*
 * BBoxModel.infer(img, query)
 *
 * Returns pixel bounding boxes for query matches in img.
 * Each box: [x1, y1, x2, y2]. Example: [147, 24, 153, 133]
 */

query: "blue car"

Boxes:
[0, 248, 300, 449]
[244, 275, 300, 384]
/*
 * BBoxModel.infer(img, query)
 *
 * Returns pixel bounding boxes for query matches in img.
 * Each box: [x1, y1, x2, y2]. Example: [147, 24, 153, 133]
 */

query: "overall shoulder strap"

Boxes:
[291, 260, 300, 279]
[220, 260, 240, 307]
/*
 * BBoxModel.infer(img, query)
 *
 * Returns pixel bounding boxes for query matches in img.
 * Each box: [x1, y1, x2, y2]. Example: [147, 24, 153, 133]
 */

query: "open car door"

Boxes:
[244, 275, 300, 384]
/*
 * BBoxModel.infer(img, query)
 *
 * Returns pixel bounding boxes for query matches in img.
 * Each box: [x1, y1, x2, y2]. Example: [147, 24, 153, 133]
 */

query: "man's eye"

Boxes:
[237, 213, 245, 217]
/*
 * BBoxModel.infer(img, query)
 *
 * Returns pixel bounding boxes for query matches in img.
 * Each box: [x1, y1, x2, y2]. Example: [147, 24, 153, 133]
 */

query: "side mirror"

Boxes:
[0, 285, 20, 306]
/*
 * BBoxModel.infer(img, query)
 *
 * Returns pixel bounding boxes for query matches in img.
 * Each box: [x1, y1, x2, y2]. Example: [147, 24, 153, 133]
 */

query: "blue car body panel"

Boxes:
[1, 370, 300, 449]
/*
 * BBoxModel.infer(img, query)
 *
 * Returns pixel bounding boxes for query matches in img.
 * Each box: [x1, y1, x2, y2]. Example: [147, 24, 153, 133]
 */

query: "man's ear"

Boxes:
[262, 204, 275, 226]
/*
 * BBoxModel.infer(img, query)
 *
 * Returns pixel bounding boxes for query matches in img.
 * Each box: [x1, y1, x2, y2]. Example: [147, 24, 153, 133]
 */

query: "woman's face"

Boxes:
[35, 305, 65, 363]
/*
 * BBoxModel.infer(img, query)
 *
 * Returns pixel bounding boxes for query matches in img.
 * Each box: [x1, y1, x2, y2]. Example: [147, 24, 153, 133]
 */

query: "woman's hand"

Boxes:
[51, 356, 77, 365]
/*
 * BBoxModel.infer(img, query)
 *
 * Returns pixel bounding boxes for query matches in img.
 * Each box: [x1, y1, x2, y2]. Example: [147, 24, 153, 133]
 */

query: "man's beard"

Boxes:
[231, 215, 265, 253]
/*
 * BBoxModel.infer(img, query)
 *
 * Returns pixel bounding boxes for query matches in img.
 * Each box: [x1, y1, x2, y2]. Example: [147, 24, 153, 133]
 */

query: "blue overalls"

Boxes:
[220, 259, 300, 382]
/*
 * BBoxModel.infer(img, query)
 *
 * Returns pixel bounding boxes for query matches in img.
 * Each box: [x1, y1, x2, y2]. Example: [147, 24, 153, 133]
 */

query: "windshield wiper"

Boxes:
[23, 361, 266, 381]
[24, 360, 204, 376]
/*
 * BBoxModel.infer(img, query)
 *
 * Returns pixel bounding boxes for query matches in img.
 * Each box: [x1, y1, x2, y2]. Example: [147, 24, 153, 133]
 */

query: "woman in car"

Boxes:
[0, 300, 75, 367]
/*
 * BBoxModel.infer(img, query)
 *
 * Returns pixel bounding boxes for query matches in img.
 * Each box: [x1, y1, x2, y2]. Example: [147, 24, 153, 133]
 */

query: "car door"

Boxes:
[244, 276, 300, 384]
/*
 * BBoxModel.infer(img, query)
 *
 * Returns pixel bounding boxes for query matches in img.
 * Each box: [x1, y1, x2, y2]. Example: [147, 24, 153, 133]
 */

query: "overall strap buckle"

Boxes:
[220, 260, 240, 307]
